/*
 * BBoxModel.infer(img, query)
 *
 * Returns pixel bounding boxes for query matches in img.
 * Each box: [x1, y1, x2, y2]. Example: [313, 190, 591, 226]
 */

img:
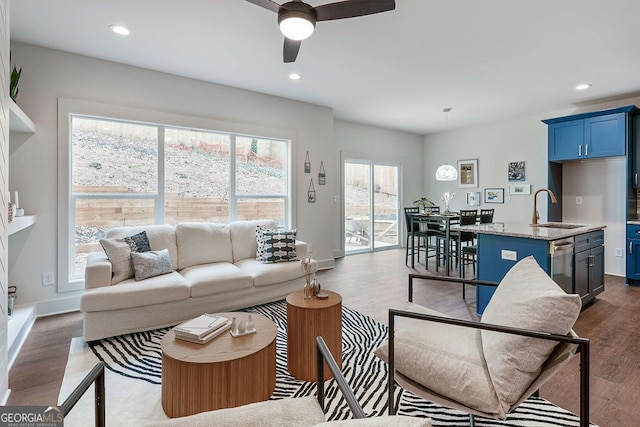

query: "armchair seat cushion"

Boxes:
[374, 305, 501, 416]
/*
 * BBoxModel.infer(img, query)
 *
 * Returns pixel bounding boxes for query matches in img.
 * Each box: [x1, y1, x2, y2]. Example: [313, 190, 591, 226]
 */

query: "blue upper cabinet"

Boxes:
[548, 119, 583, 160]
[544, 106, 635, 162]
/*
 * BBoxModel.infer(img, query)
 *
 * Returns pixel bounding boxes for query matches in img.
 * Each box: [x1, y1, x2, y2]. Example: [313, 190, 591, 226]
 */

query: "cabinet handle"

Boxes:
[578, 145, 582, 157]
[585, 143, 589, 156]
[636, 173, 638, 187]
[631, 241, 634, 254]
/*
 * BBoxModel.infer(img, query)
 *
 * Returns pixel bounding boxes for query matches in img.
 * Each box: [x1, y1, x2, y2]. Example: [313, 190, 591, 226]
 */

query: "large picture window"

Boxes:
[64, 109, 291, 289]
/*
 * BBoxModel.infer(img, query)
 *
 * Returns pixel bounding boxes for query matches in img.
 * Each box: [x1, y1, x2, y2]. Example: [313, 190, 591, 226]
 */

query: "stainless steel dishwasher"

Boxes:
[550, 237, 575, 293]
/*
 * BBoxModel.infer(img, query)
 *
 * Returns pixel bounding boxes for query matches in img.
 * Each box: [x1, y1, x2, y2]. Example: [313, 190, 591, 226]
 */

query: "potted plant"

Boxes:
[10, 53, 22, 102]
[413, 197, 435, 213]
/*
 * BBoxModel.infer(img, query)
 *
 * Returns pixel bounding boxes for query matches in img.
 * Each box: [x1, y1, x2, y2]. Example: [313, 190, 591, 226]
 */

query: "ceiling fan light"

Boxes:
[279, 15, 315, 40]
[435, 164, 458, 181]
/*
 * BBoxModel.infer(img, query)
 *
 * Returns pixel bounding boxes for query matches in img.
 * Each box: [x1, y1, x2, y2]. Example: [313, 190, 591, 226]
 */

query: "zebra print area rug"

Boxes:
[88, 299, 588, 426]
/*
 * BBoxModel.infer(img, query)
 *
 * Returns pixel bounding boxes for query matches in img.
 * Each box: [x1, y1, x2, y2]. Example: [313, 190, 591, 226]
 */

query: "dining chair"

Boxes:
[404, 207, 428, 266]
[461, 208, 495, 283]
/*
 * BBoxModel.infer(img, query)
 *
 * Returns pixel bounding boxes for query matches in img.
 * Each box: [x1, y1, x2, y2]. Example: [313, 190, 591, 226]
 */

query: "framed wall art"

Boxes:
[508, 184, 531, 195]
[304, 151, 311, 173]
[308, 179, 316, 203]
[458, 159, 478, 188]
[484, 188, 504, 204]
[318, 161, 326, 185]
[466, 191, 481, 206]
[508, 161, 525, 181]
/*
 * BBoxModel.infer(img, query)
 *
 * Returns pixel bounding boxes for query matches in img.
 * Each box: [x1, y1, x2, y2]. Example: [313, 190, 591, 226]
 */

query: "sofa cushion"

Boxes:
[99, 237, 134, 285]
[143, 396, 325, 427]
[175, 223, 233, 269]
[480, 256, 582, 415]
[131, 249, 174, 281]
[108, 224, 178, 269]
[262, 229, 298, 263]
[374, 304, 501, 417]
[80, 271, 190, 312]
[235, 258, 314, 287]
[181, 263, 254, 297]
[229, 219, 278, 262]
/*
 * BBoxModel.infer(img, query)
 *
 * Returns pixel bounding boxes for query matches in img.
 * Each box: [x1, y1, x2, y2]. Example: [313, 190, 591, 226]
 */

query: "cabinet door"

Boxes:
[548, 119, 583, 161]
[584, 112, 626, 158]
[574, 250, 590, 304]
[626, 238, 640, 280]
[590, 245, 605, 297]
[633, 115, 640, 188]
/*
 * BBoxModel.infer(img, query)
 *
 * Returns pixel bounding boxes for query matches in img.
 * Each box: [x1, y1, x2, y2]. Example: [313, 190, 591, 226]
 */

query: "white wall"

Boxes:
[424, 97, 640, 277]
[563, 158, 626, 275]
[8, 42, 337, 314]
[423, 113, 549, 222]
[334, 120, 424, 257]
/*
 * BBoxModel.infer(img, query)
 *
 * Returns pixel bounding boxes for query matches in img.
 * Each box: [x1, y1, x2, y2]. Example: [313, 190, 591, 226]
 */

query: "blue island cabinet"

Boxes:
[476, 234, 550, 315]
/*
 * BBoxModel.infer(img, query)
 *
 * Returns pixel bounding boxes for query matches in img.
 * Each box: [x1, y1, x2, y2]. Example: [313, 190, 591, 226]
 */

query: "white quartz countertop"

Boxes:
[627, 221, 640, 225]
[451, 222, 606, 241]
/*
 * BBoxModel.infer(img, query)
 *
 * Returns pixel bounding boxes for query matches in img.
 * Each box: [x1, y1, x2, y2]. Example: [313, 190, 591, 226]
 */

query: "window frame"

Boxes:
[58, 98, 295, 292]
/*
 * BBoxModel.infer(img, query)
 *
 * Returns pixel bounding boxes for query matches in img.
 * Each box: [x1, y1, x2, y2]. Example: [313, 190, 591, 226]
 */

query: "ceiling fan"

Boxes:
[246, 0, 396, 63]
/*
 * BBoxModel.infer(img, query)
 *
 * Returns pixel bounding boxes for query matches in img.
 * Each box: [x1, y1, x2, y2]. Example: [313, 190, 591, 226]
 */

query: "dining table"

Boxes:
[409, 212, 460, 275]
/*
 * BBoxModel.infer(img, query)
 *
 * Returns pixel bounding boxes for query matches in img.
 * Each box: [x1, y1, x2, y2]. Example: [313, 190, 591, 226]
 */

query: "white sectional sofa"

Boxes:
[81, 219, 317, 341]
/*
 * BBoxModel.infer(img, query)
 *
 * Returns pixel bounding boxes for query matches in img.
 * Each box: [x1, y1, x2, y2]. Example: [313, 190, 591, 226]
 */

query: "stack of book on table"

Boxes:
[174, 313, 232, 344]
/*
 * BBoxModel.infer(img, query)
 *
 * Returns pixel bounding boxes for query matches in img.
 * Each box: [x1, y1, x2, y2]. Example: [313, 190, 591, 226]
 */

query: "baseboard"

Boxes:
[35, 295, 82, 317]
[317, 258, 336, 270]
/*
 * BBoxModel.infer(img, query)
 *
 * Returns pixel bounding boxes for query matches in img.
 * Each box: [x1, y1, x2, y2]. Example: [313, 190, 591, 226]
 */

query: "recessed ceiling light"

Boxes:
[576, 83, 592, 90]
[289, 73, 301, 80]
[109, 25, 130, 36]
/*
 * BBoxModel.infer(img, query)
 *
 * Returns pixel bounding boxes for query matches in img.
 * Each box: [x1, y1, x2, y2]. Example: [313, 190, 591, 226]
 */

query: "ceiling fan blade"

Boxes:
[283, 38, 302, 63]
[314, 0, 395, 21]
[245, 0, 281, 13]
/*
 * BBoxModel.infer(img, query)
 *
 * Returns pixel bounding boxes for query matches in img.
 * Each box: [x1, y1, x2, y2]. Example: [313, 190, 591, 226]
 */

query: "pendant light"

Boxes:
[435, 107, 458, 181]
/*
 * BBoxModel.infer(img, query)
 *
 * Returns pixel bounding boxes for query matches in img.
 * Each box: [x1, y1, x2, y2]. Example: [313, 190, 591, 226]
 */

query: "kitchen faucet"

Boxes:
[531, 188, 558, 225]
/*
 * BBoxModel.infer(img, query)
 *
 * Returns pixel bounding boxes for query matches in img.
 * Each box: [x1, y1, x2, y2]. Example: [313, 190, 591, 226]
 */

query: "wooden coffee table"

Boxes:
[286, 290, 342, 381]
[161, 312, 277, 418]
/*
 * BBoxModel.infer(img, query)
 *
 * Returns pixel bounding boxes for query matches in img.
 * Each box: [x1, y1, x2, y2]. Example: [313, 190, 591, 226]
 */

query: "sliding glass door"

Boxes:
[344, 160, 400, 253]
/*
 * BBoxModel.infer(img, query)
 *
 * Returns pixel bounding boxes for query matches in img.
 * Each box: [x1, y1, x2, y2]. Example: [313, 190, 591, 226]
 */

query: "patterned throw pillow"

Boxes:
[255, 225, 276, 260]
[124, 231, 151, 253]
[262, 230, 298, 263]
[130, 249, 174, 281]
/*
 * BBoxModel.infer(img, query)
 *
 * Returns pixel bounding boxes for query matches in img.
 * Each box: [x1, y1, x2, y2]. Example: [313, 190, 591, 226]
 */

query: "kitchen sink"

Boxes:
[530, 223, 585, 229]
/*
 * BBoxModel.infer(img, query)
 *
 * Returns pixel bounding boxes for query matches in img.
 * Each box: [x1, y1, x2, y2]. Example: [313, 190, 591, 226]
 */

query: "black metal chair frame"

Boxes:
[59, 361, 106, 427]
[394, 274, 590, 427]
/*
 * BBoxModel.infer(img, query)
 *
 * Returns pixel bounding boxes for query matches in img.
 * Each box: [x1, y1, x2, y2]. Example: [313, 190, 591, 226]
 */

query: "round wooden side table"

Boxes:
[286, 290, 342, 381]
[161, 312, 277, 418]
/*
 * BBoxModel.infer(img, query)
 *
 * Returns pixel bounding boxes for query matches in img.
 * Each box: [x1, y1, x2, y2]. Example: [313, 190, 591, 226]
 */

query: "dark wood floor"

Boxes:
[8, 248, 640, 426]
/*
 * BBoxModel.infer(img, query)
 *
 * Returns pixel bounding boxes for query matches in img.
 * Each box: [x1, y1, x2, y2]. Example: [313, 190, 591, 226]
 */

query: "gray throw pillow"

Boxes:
[130, 249, 174, 281]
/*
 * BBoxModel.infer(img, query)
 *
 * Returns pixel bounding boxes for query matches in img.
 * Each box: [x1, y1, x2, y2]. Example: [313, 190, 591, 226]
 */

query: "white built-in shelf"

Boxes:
[8, 215, 36, 236]
[9, 99, 35, 134]
[7, 304, 36, 370]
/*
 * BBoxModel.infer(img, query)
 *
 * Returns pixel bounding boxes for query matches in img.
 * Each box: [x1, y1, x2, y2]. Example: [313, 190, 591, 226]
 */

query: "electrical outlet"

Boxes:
[308, 243, 313, 253]
[42, 272, 55, 287]
[501, 250, 517, 261]
[576, 196, 583, 205]
[615, 248, 624, 257]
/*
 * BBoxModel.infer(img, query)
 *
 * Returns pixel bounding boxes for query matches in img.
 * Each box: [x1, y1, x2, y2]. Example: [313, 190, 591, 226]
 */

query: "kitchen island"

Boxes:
[453, 222, 606, 315]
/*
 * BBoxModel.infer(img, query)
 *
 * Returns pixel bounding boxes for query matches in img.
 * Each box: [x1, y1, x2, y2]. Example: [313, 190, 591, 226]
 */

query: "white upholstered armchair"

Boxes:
[375, 256, 590, 427]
